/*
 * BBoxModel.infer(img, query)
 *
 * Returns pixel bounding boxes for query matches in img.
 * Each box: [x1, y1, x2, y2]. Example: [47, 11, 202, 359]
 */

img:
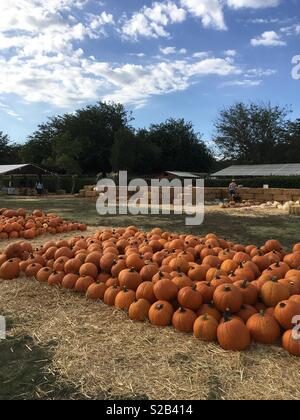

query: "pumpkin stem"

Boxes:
[241, 279, 248, 289]
[223, 309, 232, 322]
[202, 313, 209, 321]
[178, 307, 186, 313]
[259, 310, 265, 316]
[279, 302, 286, 308]
[224, 286, 232, 292]
[156, 303, 164, 310]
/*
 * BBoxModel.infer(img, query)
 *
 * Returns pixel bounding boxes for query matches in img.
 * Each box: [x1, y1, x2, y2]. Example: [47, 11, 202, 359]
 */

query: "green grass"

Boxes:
[1, 196, 299, 249]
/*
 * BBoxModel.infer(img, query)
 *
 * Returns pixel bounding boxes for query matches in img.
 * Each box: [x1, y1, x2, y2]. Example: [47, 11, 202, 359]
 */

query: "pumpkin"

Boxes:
[284, 253, 300, 269]
[0, 259, 20, 280]
[193, 314, 218, 342]
[282, 330, 300, 357]
[25, 263, 43, 278]
[4, 242, 22, 259]
[149, 301, 174, 326]
[274, 300, 300, 330]
[36, 267, 52, 283]
[237, 304, 258, 323]
[61, 273, 79, 289]
[64, 258, 82, 274]
[278, 279, 300, 296]
[217, 312, 251, 351]
[125, 253, 145, 271]
[140, 264, 158, 282]
[233, 279, 258, 305]
[289, 295, 300, 305]
[114, 287, 136, 311]
[246, 311, 281, 344]
[100, 253, 115, 273]
[172, 307, 197, 333]
[86, 281, 107, 300]
[169, 257, 189, 273]
[53, 256, 69, 272]
[172, 273, 193, 290]
[136, 281, 156, 303]
[75, 275, 94, 293]
[177, 285, 203, 310]
[220, 259, 239, 274]
[213, 284, 243, 313]
[118, 268, 142, 291]
[261, 279, 290, 307]
[153, 278, 179, 302]
[104, 285, 121, 306]
[210, 275, 230, 290]
[54, 247, 74, 260]
[206, 268, 226, 282]
[252, 254, 270, 272]
[129, 299, 151, 321]
[196, 302, 222, 322]
[264, 239, 283, 253]
[202, 255, 221, 268]
[48, 271, 65, 286]
[79, 262, 98, 279]
[85, 251, 102, 268]
[195, 281, 215, 303]
[188, 264, 209, 282]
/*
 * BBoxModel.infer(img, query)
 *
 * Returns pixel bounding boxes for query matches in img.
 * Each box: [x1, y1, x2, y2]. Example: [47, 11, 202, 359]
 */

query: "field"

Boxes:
[0, 196, 300, 400]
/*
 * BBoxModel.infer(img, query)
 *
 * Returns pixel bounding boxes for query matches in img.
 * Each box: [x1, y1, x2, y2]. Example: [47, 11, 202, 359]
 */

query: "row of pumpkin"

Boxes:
[0, 226, 300, 356]
[0, 208, 87, 240]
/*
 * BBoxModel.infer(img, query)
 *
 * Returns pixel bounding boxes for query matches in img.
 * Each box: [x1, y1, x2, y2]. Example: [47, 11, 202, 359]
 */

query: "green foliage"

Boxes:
[214, 102, 290, 163]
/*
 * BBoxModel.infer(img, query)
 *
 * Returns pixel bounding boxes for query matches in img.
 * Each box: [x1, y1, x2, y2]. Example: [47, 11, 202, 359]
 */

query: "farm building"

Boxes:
[212, 163, 300, 178]
[0, 164, 55, 195]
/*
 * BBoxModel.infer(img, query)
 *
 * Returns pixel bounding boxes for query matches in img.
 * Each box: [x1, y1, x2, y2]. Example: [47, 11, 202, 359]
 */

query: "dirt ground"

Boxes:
[0, 197, 300, 400]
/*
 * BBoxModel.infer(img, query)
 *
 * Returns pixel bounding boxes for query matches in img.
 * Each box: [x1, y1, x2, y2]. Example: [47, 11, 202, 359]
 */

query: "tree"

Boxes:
[21, 102, 133, 175]
[284, 119, 300, 163]
[146, 118, 214, 172]
[213, 102, 290, 164]
[0, 131, 20, 164]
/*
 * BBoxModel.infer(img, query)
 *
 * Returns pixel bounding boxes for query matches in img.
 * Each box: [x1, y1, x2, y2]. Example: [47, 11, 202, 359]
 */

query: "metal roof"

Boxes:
[165, 171, 200, 178]
[0, 164, 53, 175]
[212, 164, 300, 177]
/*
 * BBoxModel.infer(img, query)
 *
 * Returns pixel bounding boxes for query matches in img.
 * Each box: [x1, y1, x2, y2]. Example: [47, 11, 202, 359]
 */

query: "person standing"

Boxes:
[228, 179, 238, 201]
[35, 179, 44, 196]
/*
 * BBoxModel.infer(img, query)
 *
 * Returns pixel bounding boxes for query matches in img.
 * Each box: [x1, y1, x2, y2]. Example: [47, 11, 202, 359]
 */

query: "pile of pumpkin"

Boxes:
[0, 208, 87, 240]
[0, 227, 300, 356]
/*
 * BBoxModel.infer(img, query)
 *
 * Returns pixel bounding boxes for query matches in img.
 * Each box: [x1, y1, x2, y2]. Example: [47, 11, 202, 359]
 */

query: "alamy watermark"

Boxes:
[292, 55, 300, 80]
[0, 316, 6, 340]
[96, 171, 204, 226]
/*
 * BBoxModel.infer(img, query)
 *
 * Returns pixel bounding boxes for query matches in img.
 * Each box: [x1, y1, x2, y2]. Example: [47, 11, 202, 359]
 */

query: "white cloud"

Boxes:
[245, 68, 277, 77]
[160, 46, 187, 55]
[181, 0, 227, 30]
[193, 51, 211, 59]
[227, 0, 280, 9]
[224, 49, 237, 56]
[122, 2, 186, 40]
[221, 79, 262, 87]
[251, 31, 286, 46]
[280, 23, 300, 36]
[248, 18, 279, 24]
[0, 101, 23, 121]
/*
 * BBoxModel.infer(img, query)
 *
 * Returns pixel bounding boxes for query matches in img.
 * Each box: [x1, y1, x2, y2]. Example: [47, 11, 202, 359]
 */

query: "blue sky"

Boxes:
[0, 0, 300, 144]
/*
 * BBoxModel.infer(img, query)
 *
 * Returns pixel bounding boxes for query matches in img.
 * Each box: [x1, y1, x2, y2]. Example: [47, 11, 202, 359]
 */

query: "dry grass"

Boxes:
[1, 276, 300, 400]
[1, 225, 300, 400]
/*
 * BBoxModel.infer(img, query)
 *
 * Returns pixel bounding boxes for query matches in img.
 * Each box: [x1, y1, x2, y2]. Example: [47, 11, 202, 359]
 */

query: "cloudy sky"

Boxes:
[1, 0, 300, 142]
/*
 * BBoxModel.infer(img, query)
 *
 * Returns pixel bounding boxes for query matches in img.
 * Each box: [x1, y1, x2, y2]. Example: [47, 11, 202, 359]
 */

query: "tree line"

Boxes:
[1, 101, 299, 175]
